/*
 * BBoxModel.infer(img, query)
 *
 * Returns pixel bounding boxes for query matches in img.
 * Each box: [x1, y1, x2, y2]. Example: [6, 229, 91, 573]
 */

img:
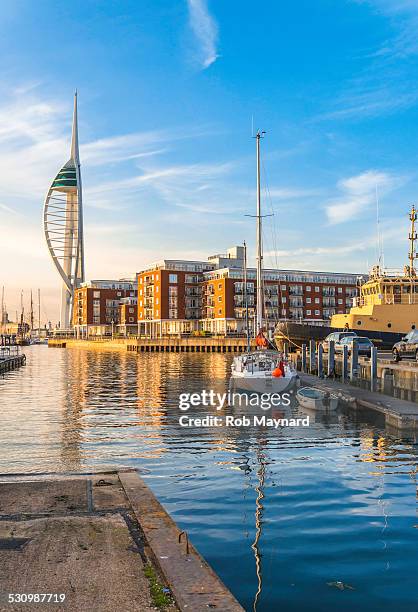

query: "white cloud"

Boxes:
[325, 170, 398, 225]
[266, 242, 368, 258]
[187, 0, 219, 69]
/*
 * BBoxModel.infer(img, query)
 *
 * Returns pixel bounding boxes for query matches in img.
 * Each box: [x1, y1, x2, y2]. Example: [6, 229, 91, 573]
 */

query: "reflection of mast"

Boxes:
[251, 447, 266, 611]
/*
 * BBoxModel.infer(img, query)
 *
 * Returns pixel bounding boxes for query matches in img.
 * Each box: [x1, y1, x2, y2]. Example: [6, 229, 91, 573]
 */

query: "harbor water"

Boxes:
[1, 346, 417, 611]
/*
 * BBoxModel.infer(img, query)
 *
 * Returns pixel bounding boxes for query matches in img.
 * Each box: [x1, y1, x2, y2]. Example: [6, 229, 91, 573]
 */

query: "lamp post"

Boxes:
[111, 319, 114, 340]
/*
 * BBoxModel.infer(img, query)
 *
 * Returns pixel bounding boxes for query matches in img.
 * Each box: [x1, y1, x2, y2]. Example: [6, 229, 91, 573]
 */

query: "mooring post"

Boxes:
[317, 343, 324, 378]
[328, 340, 335, 377]
[309, 340, 316, 374]
[284, 342, 289, 360]
[370, 346, 378, 392]
[301, 344, 307, 372]
[342, 345, 348, 382]
[350, 340, 359, 381]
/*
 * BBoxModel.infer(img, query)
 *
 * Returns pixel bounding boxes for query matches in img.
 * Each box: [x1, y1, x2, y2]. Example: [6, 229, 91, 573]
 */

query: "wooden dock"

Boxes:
[299, 372, 418, 432]
[48, 337, 254, 353]
[0, 347, 26, 375]
[126, 337, 253, 353]
[0, 470, 243, 612]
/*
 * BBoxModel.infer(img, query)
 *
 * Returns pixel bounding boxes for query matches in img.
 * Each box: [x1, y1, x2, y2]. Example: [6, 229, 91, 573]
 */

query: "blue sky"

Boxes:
[2, 0, 418, 321]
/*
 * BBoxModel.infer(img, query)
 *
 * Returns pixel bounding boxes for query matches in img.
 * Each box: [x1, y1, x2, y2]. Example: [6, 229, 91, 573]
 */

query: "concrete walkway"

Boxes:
[299, 373, 418, 431]
[0, 470, 243, 612]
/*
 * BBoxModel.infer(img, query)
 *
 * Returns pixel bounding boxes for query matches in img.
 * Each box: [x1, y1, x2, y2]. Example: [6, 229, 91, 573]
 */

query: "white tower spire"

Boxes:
[43, 92, 85, 329]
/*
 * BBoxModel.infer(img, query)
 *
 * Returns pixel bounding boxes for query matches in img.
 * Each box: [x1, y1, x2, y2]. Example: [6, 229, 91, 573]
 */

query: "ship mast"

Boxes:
[408, 205, 417, 277]
[255, 131, 265, 335]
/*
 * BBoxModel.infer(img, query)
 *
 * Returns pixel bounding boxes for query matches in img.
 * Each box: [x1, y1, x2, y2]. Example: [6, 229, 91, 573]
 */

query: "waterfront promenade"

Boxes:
[0, 469, 243, 612]
[49, 336, 254, 352]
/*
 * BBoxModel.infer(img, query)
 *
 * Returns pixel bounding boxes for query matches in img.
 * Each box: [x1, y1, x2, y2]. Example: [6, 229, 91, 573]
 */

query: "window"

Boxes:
[129, 317, 134, 322]
[169, 286, 178, 296]
[155, 274, 159, 281]
[315, 309, 320, 315]
[169, 309, 177, 319]
[218, 283, 222, 290]
[315, 287, 320, 292]
[338, 299, 343, 305]
[156, 286, 159, 293]
[306, 286, 311, 292]
[139, 300, 142, 307]
[338, 287, 343, 293]
[282, 297, 287, 303]
[169, 274, 178, 283]
[315, 298, 320, 304]
[117, 292, 121, 297]
[129, 308, 134, 313]
[218, 309, 222, 315]
[306, 297, 311, 304]
[93, 291, 100, 298]
[155, 310, 159, 317]
[218, 296, 222, 302]
[139, 289, 142, 296]
[306, 309, 311, 315]
[281, 285, 286, 291]
[139, 278, 143, 284]
[156, 298, 159, 305]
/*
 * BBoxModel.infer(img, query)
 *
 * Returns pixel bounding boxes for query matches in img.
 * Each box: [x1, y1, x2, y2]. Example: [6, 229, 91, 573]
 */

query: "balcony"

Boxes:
[322, 287, 335, 296]
[185, 288, 201, 297]
[288, 308, 304, 319]
[234, 296, 255, 307]
[234, 282, 255, 294]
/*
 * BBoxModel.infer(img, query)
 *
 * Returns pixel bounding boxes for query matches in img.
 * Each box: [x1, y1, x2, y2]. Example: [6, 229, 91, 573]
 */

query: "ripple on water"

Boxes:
[0, 346, 417, 611]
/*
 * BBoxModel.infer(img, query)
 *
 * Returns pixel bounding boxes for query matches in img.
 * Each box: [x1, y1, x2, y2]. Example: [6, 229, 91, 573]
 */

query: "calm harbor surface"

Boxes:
[1, 346, 418, 611]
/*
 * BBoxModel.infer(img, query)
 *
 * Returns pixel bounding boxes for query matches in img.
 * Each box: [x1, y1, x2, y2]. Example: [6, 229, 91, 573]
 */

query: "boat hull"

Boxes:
[230, 374, 299, 395]
[275, 321, 403, 351]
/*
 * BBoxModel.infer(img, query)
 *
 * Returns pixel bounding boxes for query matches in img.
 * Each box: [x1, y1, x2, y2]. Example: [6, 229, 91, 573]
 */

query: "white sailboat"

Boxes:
[230, 131, 299, 394]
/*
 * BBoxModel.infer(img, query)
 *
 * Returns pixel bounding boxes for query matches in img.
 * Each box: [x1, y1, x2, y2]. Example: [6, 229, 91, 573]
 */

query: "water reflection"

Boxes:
[1, 346, 418, 611]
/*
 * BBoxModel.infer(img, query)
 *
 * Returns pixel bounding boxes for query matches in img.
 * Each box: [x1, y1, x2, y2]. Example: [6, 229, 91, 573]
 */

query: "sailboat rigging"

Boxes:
[230, 131, 299, 393]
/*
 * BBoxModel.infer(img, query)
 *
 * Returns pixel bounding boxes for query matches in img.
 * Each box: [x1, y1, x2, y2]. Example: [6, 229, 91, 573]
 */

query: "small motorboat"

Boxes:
[296, 387, 338, 411]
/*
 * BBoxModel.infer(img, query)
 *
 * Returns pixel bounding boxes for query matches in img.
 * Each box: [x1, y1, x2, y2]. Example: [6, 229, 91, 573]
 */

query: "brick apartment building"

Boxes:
[137, 246, 359, 336]
[73, 280, 137, 337]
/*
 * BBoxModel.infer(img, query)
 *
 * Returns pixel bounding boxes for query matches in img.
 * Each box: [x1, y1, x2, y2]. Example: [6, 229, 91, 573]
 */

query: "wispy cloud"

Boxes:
[317, 1, 418, 121]
[266, 187, 321, 200]
[186, 0, 219, 69]
[265, 241, 368, 259]
[325, 170, 398, 224]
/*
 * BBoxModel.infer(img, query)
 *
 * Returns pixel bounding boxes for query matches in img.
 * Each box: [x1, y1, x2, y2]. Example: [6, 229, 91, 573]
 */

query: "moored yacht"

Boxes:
[230, 131, 299, 394]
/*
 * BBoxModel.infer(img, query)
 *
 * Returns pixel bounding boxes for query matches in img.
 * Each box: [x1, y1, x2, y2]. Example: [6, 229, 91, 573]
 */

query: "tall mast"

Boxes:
[408, 205, 417, 276]
[255, 131, 264, 334]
